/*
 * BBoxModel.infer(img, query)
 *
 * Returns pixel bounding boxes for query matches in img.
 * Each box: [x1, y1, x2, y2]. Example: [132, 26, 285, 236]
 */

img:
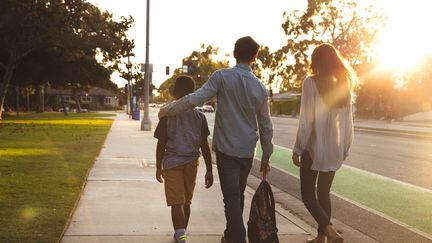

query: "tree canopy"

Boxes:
[0, 0, 134, 117]
[158, 44, 229, 101]
[258, 0, 386, 92]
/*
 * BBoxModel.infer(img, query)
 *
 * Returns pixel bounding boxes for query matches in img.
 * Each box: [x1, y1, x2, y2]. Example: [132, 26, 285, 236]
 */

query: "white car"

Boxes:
[58, 107, 70, 112]
[197, 105, 214, 113]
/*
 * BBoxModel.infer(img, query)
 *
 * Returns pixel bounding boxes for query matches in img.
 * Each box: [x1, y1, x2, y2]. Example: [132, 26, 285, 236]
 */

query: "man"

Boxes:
[159, 36, 273, 243]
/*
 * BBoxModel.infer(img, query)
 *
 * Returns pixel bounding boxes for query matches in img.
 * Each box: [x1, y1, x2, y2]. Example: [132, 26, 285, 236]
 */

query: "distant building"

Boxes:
[46, 86, 119, 111]
[271, 92, 301, 116]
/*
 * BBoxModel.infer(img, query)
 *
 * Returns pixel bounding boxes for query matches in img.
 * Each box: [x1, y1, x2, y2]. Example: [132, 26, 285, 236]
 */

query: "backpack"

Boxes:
[247, 180, 279, 243]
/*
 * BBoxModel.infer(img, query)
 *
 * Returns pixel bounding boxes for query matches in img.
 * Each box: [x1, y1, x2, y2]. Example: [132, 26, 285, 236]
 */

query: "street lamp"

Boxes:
[141, 0, 152, 131]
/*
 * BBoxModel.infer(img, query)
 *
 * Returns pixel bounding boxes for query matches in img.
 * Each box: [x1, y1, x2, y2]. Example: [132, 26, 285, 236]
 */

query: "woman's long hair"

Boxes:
[310, 43, 357, 108]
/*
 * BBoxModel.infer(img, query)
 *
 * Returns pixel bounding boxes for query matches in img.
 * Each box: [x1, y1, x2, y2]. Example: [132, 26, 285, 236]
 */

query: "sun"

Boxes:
[376, 0, 432, 73]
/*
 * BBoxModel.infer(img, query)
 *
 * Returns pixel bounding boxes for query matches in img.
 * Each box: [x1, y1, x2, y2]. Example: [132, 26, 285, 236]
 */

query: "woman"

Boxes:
[292, 43, 355, 243]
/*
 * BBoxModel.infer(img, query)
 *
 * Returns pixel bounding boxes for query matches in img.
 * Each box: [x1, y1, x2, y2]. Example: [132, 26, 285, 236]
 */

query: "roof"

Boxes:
[46, 86, 117, 97]
[272, 92, 301, 101]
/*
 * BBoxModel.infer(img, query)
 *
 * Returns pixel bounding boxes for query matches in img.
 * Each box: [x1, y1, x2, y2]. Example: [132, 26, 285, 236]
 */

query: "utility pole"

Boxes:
[141, 0, 151, 131]
[127, 56, 132, 118]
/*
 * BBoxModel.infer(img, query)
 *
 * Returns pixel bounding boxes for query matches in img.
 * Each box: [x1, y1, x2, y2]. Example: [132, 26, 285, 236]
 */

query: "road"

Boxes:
[201, 111, 432, 190]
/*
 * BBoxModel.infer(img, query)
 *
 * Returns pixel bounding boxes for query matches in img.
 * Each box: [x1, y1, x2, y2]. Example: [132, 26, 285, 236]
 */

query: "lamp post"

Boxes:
[127, 56, 132, 118]
[141, 0, 151, 131]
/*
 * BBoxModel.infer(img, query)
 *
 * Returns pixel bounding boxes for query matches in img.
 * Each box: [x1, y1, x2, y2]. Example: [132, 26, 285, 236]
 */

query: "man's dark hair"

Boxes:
[233, 36, 260, 63]
[172, 75, 195, 99]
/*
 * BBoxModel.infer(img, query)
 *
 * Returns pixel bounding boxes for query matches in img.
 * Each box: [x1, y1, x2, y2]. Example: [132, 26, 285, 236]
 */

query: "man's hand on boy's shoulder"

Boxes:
[158, 108, 166, 119]
[205, 170, 213, 189]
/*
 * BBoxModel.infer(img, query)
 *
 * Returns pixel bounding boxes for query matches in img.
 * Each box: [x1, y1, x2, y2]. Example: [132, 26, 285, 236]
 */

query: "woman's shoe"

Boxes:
[324, 225, 344, 243]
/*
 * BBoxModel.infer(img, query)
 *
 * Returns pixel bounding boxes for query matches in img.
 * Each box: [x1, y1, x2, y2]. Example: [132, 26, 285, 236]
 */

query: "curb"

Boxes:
[354, 126, 432, 139]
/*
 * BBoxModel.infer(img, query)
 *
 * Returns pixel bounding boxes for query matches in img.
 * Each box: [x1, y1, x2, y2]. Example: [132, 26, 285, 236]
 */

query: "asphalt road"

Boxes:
[202, 112, 432, 191]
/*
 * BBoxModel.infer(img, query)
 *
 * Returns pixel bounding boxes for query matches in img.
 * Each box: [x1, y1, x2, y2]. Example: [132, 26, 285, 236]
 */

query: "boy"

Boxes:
[154, 75, 213, 243]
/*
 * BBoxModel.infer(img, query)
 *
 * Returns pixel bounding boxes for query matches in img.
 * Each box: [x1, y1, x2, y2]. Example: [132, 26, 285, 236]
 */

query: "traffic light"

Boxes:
[166, 66, 170, 75]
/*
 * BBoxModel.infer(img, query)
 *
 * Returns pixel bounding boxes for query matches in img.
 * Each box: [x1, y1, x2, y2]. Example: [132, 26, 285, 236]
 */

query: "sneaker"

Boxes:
[174, 233, 187, 243]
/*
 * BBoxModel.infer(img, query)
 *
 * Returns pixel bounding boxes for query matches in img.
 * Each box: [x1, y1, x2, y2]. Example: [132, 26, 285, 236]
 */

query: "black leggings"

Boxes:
[300, 151, 336, 235]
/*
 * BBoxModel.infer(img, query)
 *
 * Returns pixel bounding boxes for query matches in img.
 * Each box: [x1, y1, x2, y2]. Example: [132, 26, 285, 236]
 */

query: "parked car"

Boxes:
[58, 107, 70, 112]
[197, 105, 214, 113]
[71, 108, 88, 112]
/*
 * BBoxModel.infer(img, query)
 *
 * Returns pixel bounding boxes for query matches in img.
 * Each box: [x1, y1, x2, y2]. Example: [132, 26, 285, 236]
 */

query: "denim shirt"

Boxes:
[162, 64, 273, 164]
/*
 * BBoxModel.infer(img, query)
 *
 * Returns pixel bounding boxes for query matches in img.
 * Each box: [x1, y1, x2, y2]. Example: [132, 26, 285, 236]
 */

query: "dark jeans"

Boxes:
[300, 151, 336, 235]
[216, 151, 252, 243]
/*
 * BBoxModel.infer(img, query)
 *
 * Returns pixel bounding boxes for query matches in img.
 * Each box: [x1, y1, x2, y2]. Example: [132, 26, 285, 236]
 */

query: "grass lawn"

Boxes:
[256, 146, 432, 235]
[0, 112, 114, 242]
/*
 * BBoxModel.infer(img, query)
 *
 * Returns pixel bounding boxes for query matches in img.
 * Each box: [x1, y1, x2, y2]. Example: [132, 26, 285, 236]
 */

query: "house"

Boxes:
[46, 86, 120, 111]
[271, 92, 301, 116]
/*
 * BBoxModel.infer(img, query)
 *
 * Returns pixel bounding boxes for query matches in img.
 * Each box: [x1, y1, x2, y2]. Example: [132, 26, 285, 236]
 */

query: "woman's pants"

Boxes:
[300, 151, 336, 235]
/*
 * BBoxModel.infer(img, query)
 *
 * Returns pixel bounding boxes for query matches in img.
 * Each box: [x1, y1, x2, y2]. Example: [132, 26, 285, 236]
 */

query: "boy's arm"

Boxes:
[154, 117, 168, 183]
[156, 140, 166, 183]
[201, 139, 213, 188]
[200, 114, 213, 188]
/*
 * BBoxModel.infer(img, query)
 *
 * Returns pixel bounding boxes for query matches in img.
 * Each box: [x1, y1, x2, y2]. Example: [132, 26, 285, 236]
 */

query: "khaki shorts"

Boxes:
[164, 160, 199, 206]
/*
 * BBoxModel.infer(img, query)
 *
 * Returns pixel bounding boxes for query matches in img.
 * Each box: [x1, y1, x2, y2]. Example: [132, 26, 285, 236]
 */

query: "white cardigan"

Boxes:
[293, 76, 353, 172]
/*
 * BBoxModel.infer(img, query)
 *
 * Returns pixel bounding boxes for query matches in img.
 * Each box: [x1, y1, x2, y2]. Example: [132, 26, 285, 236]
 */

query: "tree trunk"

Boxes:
[16, 86, 20, 116]
[60, 92, 68, 116]
[72, 88, 82, 113]
[26, 89, 30, 112]
[0, 65, 15, 120]
[40, 85, 45, 112]
[0, 82, 8, 120]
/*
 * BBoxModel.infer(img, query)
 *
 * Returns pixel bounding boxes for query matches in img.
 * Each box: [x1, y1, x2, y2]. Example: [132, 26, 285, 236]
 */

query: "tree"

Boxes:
[254, 46, 285, 93]
[0, 0, 134, 118]
[274, 0, 385, 91]
[158, 44, 229, 101]
[406, 55, 432, 110]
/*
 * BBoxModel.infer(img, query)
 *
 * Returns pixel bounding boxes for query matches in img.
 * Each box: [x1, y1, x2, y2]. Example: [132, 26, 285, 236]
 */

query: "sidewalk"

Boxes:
[61, 112, 312, 243]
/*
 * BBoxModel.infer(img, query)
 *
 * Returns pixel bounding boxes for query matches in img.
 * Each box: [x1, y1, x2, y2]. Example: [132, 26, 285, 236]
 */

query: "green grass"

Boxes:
[256, 146, 432, 235]
[0, 112, 114, 242]
[3, 111, 116, 120]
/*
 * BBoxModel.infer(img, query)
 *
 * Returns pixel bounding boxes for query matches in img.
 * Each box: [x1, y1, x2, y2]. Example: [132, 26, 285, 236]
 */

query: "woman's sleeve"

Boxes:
[293, 77, 314, 155]
[344, 96, 354, 160]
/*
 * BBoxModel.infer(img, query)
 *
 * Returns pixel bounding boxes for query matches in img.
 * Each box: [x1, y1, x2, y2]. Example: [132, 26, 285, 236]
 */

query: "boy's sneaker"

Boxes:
[174, 233, 187, 243]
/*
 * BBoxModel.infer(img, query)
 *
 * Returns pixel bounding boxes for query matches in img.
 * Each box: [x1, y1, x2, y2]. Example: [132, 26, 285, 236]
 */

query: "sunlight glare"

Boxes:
[376, 0, 432, 73]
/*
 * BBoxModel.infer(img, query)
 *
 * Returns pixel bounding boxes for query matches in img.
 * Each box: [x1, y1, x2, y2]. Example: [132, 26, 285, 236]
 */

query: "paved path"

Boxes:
[61, 112, 312, 243]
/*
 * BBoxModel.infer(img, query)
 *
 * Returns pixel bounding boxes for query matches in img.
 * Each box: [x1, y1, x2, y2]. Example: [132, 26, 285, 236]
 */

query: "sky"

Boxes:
[89, 0, 305, 88]
[89, 0, 432, 89]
